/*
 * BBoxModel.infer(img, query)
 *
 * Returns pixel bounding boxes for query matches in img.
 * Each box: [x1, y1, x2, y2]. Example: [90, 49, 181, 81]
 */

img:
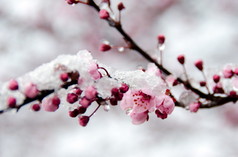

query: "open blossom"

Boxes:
[120, 89, 175, 124]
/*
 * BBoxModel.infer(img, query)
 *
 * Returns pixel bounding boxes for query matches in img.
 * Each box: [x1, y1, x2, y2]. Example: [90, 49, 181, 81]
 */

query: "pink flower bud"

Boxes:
[177, 54, 185, 65]
[7, 97, 16, 108]
[99, 9, 110, 19]
[229, 91, 237, 98]
[66, 93, 79, 104]
[60, 73, 69, 82]
[78, 106, 87, 114]
[66, 0, 79, 5]
[99, 44, 111, 52]
[189, 102, 200, 112]
[119, 83, 129, 93]
[213, 83, 224, 94]
[8, 79, 19, 90]
[24, 83, 39, 98]
[52, 96, 61, 106]
[117, 2, 125, 11]
[157, 35, 165, 44]
[172, 79, 179, 86]
[42, 96, 60, 112]
[111, 88, 119, 96]
[69, 109, 79, 118]
[194, 59, 203, 71]
[213, 74, 220, 83]
[72, 87, 82, 96]
[84, 86, 97, 100]
[199, 81, 206, 87]
[109, 97, 118, 106]
[116, 92, 123, 101]
[79, 97, 92, 108]
[78, 116, 90, 127]
[223, 67, 234, 78]
[31, 104, 41, 112]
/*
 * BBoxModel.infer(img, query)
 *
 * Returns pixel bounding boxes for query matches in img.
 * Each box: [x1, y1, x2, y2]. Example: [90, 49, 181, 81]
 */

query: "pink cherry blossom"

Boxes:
[24, 83, 39, 98]
[120, 89, 155, 114]
[120, 89, 175, 124]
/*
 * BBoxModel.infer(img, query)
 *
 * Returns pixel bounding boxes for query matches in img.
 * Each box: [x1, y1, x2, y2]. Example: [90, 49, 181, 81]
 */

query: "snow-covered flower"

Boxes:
[120, 89, 175, 124]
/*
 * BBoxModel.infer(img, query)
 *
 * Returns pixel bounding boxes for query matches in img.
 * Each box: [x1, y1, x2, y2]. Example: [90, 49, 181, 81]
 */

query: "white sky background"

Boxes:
[1, 0, 238, 156]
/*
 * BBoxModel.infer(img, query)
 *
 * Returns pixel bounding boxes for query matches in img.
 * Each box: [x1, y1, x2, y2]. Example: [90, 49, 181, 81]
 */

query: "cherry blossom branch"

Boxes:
[85, 0, 238, 108]
[0, 1, 238, 127]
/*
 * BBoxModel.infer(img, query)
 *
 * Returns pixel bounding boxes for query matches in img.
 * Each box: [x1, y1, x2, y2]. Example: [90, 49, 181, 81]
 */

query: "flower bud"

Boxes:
[66, 0, 79, 5]
[194, 59, 203, 71]
[99, 44, 111, 52]
[69, 109, 79, 118]
[78, 106, 87, 114]
[8, 79, 19, 90]
[7, 97, 16, 108]
[213, 83, 224, 94]
[31, 104, 41, 112]
[99, 9, 110, 19]
[177, 55, 185, 65]
[60, 73, 69, 82]
[109, 97, 118, 106]
[119, 83, 129, 93]
[52, 96, 61, 106]
[79, 97, 92, 108]
[117, 2, 125, 11]
[229, 91, 237, 98]
[213, 74, 220, 83]
[66, 93, 79, 104]
[78, 116, 90, 127]
[223, 67, 234, 78]
[111, 88, 119, 96]
[72, 87, 82, 96]
[199, 81, 206, 87]
[157, 35, 165, 44]
[24, 83, 39, 98]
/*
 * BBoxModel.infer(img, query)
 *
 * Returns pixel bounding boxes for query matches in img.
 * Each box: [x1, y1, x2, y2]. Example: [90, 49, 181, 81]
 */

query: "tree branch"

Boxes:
[87, 0, 238, 108]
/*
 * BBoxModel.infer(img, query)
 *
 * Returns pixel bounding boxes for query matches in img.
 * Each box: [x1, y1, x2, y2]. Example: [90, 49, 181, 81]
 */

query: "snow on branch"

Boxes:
[0, 50, 176, 126]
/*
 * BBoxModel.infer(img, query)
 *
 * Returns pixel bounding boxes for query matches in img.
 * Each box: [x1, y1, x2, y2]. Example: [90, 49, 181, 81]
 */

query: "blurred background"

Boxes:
[1, 0, 238, 156]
